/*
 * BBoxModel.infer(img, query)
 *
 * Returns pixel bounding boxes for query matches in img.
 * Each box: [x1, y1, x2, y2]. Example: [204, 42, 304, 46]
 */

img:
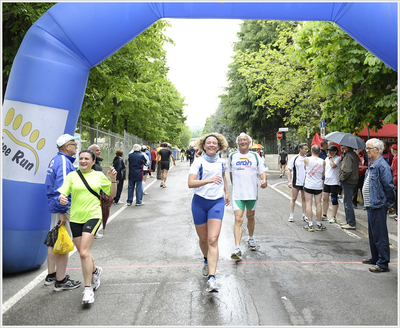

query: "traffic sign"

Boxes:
[279, 127, 289, 132]
[277, 131, 283, 140]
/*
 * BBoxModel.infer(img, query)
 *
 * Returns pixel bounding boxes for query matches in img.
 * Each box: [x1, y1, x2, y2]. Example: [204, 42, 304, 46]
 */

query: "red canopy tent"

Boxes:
[357, 123, 398, 144]
[311, 133, 341, 155]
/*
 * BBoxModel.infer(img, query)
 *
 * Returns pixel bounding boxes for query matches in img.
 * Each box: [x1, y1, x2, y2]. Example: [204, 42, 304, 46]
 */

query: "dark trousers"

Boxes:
[367, 206, 390, 269]
[342, 181, 357, 226]
[114, 179, 124, 203]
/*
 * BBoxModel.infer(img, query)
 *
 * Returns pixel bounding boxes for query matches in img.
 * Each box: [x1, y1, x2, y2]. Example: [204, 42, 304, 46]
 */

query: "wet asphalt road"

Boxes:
[2, 160, 398, 326]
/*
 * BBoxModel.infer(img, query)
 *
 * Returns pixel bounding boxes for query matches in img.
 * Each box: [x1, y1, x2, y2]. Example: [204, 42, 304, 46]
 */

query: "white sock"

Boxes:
[308, 221, 313, 227]
[142, 181, 146, 189]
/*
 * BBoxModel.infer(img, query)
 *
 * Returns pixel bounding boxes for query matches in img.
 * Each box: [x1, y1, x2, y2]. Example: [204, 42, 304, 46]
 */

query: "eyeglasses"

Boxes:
[365, 147, 376, 151]
[68, 143, 77, 147]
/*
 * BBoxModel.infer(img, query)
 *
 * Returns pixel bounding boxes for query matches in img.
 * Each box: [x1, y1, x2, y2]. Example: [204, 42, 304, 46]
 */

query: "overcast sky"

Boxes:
[163, 19, 242, 128]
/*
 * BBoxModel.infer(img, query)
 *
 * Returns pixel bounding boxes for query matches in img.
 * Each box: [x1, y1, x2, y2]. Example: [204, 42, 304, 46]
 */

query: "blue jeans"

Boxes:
[342, 181, 357, 226]
[127, 180, 143, 204]
[367, 206, 390, 269]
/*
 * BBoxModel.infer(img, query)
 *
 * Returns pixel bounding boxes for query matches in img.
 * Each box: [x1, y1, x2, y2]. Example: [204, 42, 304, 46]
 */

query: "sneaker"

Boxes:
[82, 288, 95, 304]
[92, 267, 102, 291]
[303, 224, 315, 232]
[160, 182, 164, 187]
[279, 174, 282, 178]
[206, 276, 218, 292]
[341, 224, 356, 230]
[315, 224, 327, 231]
[288, 215, 294, 222]
[143, 191, 149, 195]
[369, 265, 390, 273]
[329, 216, 337, 223]
[44, 273, 57, 286]
[202, 261, 209, 277]
[248, 239, 257, 251]
[54, 277, 81, 291]
[135, 202, 145, 206]
[115, 201, 124, 205]
[231, 249, 242, 260]
[95, 233, 103, 239]
[127, 203, 132, 206]
[390, 214, 398, 219]
[162, 185, 167, 188]
[321, 215, 327, 221]
[302, 214, 309, 222]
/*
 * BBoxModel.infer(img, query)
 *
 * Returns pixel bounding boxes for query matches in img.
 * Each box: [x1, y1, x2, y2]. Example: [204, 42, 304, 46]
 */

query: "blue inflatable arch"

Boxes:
[2, 2, 398, 273]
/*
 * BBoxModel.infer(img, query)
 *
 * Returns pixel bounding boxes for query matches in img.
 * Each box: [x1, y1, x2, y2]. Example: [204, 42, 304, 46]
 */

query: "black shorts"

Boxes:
[280, 160, 287, 165]
[304, 187, 322, 195]
[70, 218, 101, 238]
[323, 184, 339, 195]
[293, 184, 304, 190]
[160, 161, 170, 170]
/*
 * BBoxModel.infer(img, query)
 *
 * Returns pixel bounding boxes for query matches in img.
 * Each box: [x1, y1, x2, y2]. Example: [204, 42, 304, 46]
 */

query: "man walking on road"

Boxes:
[127, 144, 147, 206]
[45, 134, 81, 291]
[339, 145, 359, 230]
[156, 142, 176, 188]
[278, 147, 288, 178]
[287, 143, 309, 222]
[362, 138, 395, 273]
[228, 133, 268, 260]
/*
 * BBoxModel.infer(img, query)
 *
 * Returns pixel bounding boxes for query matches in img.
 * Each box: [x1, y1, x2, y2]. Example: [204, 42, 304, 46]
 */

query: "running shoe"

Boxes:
[202, 261, 209, 277]
[315, 224, 327, 231]
[54, 277, 81, 292]
[91, 267, 102, 291]
[303, 224, 315, 232]
[44, 273, 57, 286]
[135, 202, 145, 206]
[231, 249, 242, 260]
[329, 216, 336, 223]
[82, 288, 95, 304]
[321, 215, 328, 221]
[248, 239, 257, 251]
[206, 276, 218, 292]
[302, 214, 309, 222]
[288, 215, 294, 222]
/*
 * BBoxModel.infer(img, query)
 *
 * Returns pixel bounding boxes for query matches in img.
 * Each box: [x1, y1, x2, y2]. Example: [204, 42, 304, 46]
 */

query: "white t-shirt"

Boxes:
[189, 157, 227, 200]
[288, 154, 306, 186]
[304, 157, 324, 190]
[324, 155, 341, 186]
[227, 151, 268, 200]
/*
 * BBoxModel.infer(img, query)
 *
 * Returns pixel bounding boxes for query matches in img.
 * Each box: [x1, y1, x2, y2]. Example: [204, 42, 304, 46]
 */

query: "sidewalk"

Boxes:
[272, 170, 398, 250]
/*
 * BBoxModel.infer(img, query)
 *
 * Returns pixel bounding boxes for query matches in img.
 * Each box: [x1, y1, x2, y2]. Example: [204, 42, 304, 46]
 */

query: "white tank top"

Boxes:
[304, 156, 324, 190]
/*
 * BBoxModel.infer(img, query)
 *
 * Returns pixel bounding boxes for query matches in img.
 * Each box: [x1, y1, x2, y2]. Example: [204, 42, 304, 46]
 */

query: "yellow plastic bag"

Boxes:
[53, 225, 74, 254]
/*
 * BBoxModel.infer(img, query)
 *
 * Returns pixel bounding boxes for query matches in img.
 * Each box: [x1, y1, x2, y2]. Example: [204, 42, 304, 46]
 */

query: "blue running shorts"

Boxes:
[191, 194, 225, 225]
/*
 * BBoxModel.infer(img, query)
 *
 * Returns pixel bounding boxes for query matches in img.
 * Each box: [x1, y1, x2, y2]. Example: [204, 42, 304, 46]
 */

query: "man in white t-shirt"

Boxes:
[322, 145, 341, 223]
[287, 143, 309, 222]
[228, 133, 268, 260]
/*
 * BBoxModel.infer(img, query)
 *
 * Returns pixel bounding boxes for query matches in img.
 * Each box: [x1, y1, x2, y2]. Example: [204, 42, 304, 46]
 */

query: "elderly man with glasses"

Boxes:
[361, 138, 395, 273]
[44, 134, 81, 291]
[228, 133, 268, 260]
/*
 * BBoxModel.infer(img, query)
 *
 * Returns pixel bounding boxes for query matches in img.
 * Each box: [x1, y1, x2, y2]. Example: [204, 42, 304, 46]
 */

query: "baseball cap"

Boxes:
[141, 145, 147, 151]
[327, 145, 338, 152]
[56, 134, 78, 148]
[391, 144, 398, 151]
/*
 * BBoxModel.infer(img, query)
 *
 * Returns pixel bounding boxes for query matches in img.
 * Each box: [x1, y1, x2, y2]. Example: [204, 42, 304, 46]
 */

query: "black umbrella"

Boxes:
[324, 131, 366, 150]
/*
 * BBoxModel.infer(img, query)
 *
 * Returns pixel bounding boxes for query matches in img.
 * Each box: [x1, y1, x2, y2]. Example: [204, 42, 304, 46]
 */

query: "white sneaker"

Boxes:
[95, 233, 103, 239]
[329, 216, 337, 223]
[206, 276, 218, 292]
[302, 214, 309, 222]
[231, 249, 242, 260]
[82, 288, 94, 304]
[202, 261, 209, 277]
[288, 215, 294, 222]
[91, 267, 102, 291]
[248, 239, 257, 251]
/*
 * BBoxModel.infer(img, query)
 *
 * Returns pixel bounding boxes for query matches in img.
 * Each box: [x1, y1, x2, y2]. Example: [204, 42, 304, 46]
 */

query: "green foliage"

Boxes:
[293, 21, 397, 133]
[2, 3, 56, 98]
[80, 19, 187, 144]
